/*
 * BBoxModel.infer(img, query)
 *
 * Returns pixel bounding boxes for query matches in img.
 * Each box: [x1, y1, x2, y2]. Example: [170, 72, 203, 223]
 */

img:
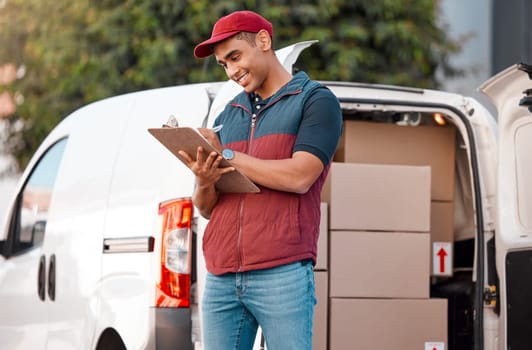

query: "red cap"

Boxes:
[194, 11, 273, 59]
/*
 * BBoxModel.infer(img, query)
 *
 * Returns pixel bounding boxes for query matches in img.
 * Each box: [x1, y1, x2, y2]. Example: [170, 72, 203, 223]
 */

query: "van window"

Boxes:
[8, 138, 67, 256]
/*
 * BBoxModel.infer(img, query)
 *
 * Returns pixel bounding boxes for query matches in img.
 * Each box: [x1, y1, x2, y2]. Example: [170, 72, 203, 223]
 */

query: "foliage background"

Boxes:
[0, 0, 461, 170]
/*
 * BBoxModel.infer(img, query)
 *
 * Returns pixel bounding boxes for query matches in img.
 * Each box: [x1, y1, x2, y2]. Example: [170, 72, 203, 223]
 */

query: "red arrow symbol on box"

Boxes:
[437, 248, 448, 273]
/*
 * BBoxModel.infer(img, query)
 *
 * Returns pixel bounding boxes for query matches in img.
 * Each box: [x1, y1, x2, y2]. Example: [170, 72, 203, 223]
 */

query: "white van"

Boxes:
[0, 41, 530, 350]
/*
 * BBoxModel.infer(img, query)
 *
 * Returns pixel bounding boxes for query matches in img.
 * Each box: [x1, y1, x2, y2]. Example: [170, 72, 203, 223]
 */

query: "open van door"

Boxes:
[479, 63, 532, 350]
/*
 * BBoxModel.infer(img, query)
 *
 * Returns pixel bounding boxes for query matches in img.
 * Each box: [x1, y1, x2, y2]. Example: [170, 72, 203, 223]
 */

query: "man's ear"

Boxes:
[256, 29, 272, 51]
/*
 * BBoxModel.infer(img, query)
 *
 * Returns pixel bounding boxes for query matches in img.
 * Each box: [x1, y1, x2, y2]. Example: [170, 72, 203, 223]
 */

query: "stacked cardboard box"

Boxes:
[335, 121, 456, 276]
[329, 298, 447, 349]
[314, 120, 455, 349]
[321, 162, 447, 349]
[313, 268, 328, 350]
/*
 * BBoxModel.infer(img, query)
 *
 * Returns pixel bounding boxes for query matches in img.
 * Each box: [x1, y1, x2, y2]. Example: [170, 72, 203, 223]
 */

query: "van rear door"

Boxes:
[480, 63, 532, 350]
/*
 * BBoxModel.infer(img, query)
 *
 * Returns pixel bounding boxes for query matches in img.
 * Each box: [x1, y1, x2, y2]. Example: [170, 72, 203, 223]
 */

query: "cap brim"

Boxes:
[194, 30, 240, 58]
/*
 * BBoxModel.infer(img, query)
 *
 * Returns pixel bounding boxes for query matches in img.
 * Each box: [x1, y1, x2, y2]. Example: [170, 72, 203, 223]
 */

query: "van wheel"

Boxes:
[96, 328, 127, 350]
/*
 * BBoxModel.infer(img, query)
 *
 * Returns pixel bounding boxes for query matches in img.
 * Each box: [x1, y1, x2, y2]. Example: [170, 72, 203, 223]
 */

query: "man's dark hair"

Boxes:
[234, 31, 258, 46]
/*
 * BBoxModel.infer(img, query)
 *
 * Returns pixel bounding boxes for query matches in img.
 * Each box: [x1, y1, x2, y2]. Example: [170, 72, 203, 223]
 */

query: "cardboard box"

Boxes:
[313, 271, 328, 350]
[335, 121, 456, 201]
[323, 162, 431, 232]
[330, 231, 430, 298]
[431, 201, 454, 243]
[315, 202, 328, 270]
[431, 201, 455, 276]
[329, 298, 448, 350]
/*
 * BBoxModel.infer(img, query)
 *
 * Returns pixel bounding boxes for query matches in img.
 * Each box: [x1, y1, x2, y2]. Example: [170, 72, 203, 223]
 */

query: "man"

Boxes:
[179, 10, 342, 350]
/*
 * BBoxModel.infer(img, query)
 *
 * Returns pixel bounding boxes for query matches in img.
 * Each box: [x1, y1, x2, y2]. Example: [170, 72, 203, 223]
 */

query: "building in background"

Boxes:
[439, 0, 531, 113]
[439, 0, 492, 106]
[492, 0, 531, 74]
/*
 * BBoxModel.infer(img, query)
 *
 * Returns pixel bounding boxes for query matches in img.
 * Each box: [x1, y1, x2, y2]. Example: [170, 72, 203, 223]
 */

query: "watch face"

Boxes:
[222, 148, 234, 160]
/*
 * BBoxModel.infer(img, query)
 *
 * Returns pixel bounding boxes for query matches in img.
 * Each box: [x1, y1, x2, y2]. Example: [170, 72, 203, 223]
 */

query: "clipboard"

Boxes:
[148, 127, 260, 193]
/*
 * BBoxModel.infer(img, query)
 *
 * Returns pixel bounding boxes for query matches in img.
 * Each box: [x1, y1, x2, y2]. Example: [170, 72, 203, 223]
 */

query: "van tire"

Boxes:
[95, 328, 127, 350]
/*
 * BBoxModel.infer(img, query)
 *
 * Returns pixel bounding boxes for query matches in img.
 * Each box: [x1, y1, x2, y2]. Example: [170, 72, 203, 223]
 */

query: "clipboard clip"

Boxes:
[163, 115, 178, 128]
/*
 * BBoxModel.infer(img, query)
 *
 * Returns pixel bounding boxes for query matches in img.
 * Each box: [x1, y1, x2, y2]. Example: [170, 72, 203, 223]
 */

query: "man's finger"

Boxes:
[219, 166, 235, 175]
[178, 150, 193, 166]
[195, 146, 205, 165]
[205, 152, 221, 168]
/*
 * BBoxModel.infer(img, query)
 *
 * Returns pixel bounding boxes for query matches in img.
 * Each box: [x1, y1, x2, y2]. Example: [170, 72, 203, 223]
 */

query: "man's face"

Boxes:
[214, 34, 269, 95]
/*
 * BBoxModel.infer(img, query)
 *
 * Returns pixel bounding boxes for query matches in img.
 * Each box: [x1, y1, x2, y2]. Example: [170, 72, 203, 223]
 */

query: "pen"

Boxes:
[212, 124, 224, 133]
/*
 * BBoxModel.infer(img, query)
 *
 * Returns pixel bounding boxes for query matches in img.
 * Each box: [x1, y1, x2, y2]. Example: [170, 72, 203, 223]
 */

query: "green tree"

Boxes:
[0, 0, 461, 171]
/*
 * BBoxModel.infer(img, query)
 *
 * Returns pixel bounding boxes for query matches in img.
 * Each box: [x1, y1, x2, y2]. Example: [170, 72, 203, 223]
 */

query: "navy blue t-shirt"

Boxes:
[292, 87, 343, 166]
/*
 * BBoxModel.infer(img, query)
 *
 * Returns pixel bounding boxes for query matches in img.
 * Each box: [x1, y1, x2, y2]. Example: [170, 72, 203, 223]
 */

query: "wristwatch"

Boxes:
[222, 148, 235, 161]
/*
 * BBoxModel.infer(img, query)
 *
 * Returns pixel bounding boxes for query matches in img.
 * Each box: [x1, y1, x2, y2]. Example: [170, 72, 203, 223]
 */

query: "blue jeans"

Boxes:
[202, 260, 316, 350]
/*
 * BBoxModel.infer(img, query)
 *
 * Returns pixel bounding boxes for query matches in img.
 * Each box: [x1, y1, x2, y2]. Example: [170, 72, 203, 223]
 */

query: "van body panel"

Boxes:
[42, 97, 131, 349]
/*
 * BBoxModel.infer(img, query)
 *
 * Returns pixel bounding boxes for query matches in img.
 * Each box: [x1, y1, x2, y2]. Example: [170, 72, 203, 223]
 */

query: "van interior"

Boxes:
[330, 104, 481, 350]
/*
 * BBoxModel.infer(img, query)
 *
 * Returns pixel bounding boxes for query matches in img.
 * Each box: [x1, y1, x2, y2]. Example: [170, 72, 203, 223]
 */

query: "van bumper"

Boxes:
[150, 307, 194, 350]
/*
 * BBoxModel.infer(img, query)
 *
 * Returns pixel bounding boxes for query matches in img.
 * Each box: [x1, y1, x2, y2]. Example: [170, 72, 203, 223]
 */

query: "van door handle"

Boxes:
[38, 255, 46, 301]
[48, 254, 56, 301]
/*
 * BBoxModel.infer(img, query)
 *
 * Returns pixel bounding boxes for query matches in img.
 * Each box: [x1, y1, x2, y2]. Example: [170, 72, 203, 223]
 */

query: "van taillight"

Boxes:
[156, 198, 193, 308]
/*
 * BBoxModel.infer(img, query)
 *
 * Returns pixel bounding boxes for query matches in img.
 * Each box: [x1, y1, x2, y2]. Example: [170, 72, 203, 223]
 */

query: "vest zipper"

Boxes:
[236, 195, 245, 271]
[237, 112, 258, 271]
[249, 113, 258, 151]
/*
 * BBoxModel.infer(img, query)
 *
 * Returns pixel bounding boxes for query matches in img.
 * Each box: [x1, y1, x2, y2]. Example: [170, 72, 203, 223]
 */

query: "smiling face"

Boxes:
[214, 30, 273, 97]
